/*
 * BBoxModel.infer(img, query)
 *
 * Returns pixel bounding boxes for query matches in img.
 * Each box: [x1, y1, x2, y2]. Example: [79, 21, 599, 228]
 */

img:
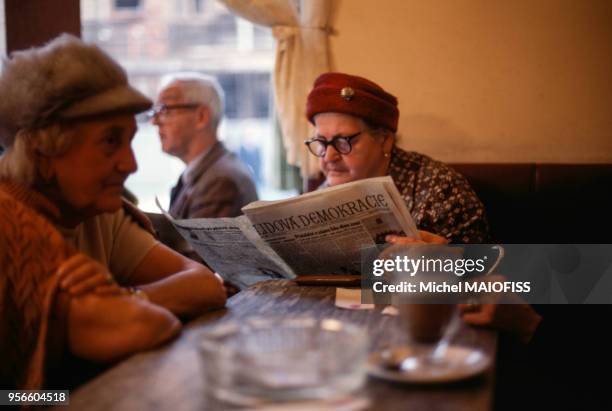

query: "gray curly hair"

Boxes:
[0, 126, 76, 185]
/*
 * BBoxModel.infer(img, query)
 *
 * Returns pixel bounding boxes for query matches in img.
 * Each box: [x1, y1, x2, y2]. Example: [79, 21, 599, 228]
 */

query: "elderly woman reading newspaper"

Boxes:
[0, 34, 226, 390]
[304, 72, 489, 244]
[303, 73, 542, 351]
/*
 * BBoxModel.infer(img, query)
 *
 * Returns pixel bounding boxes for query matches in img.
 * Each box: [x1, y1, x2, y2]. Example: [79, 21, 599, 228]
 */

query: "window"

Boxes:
[81, 0, 297, 212]
[114, 0, 141, 9]
[1, 2, 6, 155]
[0, 0, 5, 58]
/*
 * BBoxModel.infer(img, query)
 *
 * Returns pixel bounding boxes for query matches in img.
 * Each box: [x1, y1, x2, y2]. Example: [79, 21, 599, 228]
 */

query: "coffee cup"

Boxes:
[400, 303, 457, 344]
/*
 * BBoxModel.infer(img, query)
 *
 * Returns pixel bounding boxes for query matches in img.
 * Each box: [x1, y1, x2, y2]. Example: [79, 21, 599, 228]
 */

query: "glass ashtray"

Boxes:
[199, 317, 368, 407]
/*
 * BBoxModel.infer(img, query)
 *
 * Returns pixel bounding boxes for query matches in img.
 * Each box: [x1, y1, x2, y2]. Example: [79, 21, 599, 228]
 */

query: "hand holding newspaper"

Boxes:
[157, 176, 419, 289]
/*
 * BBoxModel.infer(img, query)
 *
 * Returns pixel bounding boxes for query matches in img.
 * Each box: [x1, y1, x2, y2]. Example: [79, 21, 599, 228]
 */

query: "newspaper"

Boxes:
[158, 176, 419, 289]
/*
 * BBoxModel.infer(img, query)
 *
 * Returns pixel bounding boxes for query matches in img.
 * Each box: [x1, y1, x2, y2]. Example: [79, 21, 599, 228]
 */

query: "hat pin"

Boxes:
[340, 86, 355, 101]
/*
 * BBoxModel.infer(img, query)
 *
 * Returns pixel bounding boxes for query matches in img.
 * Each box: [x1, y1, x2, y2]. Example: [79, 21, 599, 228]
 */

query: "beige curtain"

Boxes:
[219, 0, 335, 178]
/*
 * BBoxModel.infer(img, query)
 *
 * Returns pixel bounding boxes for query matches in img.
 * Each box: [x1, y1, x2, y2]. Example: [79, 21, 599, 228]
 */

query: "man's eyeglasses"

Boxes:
[304, 132, 362, 157]
[146, 103, 200, 120]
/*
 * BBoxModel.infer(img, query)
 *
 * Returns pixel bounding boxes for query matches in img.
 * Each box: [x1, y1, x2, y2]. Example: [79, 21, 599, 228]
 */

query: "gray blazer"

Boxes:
[169, 141, 258, 219]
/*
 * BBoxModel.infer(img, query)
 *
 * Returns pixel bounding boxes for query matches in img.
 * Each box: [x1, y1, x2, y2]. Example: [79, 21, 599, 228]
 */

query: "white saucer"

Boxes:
[367, 345, 491, 384]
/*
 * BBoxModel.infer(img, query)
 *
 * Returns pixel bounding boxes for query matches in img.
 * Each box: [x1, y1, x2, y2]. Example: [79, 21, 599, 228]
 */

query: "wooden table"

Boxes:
[58, 280, 497, 410]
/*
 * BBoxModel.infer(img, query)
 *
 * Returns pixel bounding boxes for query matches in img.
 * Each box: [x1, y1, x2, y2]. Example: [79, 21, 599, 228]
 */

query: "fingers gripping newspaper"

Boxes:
[158, 176, 419, 289]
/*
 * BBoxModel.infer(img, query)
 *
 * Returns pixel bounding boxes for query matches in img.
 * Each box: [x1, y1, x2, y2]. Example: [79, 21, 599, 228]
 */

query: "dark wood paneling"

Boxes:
[4, 0, 80, 53]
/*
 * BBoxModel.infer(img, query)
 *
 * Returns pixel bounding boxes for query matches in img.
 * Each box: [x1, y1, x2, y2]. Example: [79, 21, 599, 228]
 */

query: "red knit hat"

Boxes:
[306, 72, 399, 132]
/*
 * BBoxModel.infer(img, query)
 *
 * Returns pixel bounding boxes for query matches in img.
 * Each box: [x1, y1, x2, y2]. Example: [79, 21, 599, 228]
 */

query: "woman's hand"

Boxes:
[458, 275, 542, 343]
[386, 230, 449, 245]
[459, 302, 542, 344]
[57, 253, 123, 296]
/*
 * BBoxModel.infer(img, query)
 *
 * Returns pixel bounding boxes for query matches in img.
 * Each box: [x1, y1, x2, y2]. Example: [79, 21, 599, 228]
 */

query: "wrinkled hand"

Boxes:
[386, 230, 449, 245]
[57, 253, 123, 296]
[459, 275, 542, 343]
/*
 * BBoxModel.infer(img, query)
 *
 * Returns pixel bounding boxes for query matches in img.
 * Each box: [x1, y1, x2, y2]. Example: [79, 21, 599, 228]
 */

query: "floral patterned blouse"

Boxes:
[388, 146, 489, 243]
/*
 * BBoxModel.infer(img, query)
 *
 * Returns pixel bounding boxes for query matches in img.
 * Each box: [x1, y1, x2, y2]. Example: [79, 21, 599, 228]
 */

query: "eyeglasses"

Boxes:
[146, 103, 200, 120]
[304, 132, 362, 157]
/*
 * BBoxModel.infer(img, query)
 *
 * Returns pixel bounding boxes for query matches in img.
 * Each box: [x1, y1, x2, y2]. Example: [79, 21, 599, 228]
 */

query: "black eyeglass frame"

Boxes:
[146, 103, 200, 120]
[304, 132, 362, 157]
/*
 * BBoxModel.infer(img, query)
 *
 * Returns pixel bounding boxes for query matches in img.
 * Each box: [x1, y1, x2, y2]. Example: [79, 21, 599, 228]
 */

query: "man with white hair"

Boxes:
[151, 73, 258, 219]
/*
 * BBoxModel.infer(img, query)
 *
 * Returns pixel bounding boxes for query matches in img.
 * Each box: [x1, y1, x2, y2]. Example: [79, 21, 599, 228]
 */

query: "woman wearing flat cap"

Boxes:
[0, 34, 226, 390]
[305, 72, 489, 244]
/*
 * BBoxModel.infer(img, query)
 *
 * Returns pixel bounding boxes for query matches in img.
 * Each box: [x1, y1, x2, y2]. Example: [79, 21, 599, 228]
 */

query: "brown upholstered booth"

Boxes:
[449, 164, 612, 243]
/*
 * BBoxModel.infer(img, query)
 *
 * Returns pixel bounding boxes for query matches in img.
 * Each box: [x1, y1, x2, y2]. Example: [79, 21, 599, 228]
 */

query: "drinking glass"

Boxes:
[199, 317, 368, 408]
[397, 302, 461, 372]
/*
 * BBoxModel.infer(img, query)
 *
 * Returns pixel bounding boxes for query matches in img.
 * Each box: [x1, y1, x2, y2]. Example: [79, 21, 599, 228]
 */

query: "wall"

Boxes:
[330, 0, 612, 163]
